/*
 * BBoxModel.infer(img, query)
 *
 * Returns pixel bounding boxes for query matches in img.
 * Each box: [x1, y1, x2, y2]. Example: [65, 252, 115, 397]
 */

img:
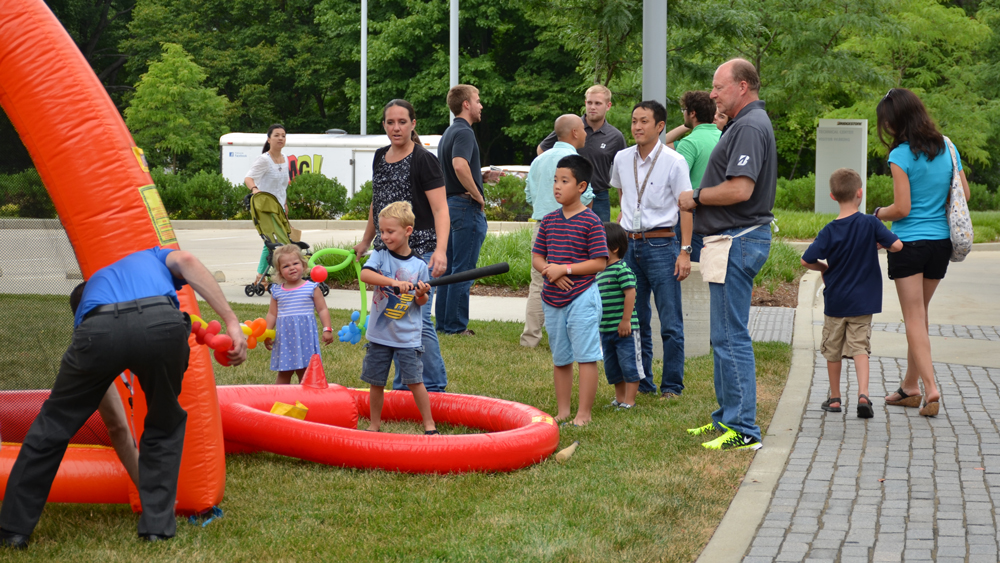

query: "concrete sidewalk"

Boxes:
[698, 251, 1000, 562]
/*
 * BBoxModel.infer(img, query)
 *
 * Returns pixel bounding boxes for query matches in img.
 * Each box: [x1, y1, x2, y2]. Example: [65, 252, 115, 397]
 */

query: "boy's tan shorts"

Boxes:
[820, 315, 873, 363]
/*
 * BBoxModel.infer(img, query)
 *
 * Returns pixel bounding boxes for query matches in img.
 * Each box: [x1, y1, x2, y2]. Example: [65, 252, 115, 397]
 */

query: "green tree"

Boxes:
[124, 43, 230, 172]
[124, 0, 350, 134]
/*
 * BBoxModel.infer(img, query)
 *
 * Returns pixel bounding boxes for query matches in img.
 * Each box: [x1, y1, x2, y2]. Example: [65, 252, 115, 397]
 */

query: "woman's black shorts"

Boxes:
[886, 238, 952, 280]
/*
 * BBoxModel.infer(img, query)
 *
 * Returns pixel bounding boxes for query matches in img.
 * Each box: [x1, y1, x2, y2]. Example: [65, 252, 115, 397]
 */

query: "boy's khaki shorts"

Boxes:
[820, 315, 873, 363]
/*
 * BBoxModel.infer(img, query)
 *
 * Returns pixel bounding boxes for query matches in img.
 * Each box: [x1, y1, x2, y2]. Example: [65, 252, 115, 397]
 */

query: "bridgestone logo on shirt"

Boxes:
[738, 155, 750, 166]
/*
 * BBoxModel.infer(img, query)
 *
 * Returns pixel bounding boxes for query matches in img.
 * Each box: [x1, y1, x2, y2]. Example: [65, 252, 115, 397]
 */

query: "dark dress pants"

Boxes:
[0, 304, 190, 538]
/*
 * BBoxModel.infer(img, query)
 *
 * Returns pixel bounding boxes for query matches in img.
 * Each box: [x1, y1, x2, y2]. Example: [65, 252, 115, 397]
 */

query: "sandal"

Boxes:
[919, 400, 939, 417]
[821, 397, 842, 413]
[424, 430, 440, 435]
[857, 395, 874, 419]
[885, 387, 922, 407]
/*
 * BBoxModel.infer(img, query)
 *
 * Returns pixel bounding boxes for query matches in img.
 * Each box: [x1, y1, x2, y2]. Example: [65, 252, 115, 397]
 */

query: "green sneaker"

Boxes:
[702, 429, 762, 451]
[686, 422, 727, 436]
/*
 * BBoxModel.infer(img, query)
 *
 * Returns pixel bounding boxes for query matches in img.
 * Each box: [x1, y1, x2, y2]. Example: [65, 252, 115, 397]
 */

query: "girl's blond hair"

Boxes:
[270, 244, 306, 285]
[378, 201, 415, 228]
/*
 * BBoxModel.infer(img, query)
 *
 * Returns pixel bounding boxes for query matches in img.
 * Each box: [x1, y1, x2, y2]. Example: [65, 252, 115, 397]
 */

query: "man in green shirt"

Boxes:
[664, 91, 722, 189]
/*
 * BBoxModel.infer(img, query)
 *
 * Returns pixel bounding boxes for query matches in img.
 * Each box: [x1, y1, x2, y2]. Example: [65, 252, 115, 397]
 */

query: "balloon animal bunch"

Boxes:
[337, 311, 369, 345]
[190, 314, 275, 365]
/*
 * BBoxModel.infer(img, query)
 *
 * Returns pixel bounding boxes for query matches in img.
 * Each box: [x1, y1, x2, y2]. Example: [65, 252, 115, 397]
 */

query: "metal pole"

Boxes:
[642, 0, 667, 141]
[361, 0, 367, 135]
[449, 0, 458, 122]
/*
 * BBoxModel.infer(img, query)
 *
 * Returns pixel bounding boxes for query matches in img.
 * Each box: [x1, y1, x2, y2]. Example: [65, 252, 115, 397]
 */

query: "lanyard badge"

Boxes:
[631, 144, 663, 232]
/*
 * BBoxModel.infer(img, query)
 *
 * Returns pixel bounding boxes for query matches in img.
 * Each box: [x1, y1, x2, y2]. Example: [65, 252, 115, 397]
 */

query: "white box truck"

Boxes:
[220, 131, 441, 197]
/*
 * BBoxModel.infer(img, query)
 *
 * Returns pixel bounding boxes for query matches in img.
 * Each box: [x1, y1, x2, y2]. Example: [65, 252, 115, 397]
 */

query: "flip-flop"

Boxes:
[822, 397, 842, 413]
[560, 421, 586, 428]
[885, 387, 922, 407]
[857, 395, 874, 419]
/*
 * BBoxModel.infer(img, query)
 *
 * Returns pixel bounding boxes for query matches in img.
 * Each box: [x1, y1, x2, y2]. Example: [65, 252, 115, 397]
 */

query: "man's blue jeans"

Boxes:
[624, 234, 684, 395]
[435, 196, 487, 334]
[591, 190, 611, 223]
[393, 251, 448, 392]
[705, 224, 771, 441]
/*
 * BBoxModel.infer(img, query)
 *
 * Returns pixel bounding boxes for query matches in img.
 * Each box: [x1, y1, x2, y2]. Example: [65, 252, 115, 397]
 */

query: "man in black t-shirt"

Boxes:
[537, 85, 626, 222]
[436, 84, 500, 335]
[678, 59, 777, 452]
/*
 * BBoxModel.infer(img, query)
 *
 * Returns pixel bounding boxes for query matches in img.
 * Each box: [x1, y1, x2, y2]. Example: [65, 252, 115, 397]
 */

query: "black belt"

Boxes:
[85, 296, 176, 319]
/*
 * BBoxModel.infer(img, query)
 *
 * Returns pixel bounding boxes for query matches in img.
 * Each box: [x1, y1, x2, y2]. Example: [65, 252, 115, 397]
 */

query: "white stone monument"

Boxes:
[815, 119, 868, 214]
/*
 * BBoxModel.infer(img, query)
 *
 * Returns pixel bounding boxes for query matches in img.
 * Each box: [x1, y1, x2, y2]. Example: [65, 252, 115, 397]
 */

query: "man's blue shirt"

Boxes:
[74, 247, 186, 326]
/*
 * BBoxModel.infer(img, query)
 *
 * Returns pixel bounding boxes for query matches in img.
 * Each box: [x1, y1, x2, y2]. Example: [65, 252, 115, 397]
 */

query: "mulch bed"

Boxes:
[328, 279, 800, 307]
[752, 281, 799, 308]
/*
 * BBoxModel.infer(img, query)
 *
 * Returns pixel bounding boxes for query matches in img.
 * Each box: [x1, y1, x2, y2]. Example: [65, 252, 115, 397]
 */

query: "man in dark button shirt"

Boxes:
[537, 84, 627, 222]
[436, 84, 500, 336]
[678, 58, 777, 452]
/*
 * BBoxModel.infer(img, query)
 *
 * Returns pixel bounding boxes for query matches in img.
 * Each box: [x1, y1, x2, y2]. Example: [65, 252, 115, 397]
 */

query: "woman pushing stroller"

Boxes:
[245, 123, 291, 288]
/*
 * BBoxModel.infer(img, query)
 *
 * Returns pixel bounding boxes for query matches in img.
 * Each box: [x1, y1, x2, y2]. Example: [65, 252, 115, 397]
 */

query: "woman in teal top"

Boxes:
[875, 88, 971, 417]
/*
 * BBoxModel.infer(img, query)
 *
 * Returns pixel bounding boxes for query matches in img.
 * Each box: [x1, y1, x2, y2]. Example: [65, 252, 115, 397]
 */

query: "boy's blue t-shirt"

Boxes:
[75, 247, 186, 326]
[888, 141, 961, 242]
[802, 213, 899, 318]
[363, 249, 430, 348]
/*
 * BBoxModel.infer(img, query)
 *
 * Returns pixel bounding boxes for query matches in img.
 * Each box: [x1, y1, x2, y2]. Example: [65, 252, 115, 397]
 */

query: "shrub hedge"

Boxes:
[774, 172, 999, 213]
[0, 169, 56, 218]
[286, 173, 348, 220]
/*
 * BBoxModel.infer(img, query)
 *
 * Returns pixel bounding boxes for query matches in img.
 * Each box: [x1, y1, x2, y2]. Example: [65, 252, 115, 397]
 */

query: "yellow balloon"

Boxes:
[241, 324, 252, 336]
[190, 314, 206, 329]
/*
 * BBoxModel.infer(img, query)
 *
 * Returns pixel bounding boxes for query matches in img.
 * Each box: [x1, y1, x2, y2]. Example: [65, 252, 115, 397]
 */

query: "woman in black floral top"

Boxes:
[353, 99, 451, 393]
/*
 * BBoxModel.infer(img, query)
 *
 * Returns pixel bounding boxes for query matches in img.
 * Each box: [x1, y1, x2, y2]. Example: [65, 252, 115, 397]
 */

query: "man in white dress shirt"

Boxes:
[610, 100, 693, 400]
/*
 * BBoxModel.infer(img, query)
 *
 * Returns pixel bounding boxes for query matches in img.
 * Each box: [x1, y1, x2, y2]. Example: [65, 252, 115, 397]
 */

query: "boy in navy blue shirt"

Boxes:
[802, 168, 903, 419]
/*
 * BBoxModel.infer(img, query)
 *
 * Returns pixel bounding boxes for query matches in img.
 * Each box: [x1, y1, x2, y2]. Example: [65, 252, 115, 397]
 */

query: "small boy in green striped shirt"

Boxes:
[596, 222, 642, 409]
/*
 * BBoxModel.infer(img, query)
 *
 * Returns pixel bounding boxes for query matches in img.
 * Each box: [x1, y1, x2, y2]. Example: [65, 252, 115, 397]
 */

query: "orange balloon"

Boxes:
[247, 336, 257, 350]
[251, 318, 267, 338]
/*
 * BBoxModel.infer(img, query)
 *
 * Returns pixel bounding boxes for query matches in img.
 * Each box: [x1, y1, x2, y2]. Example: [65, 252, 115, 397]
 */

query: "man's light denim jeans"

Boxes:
[706, 224, 771, 441]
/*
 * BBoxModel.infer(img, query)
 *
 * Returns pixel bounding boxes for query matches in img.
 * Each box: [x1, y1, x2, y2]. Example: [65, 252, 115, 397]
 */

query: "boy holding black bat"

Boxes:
[532, 155, 609, 426]
[359, 202, 438, 434]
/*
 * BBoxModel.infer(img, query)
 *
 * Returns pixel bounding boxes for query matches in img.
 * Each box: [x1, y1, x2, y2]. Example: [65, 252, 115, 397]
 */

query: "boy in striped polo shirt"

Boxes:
[596, 222, 642, 410]
[532, 154, 609, 426]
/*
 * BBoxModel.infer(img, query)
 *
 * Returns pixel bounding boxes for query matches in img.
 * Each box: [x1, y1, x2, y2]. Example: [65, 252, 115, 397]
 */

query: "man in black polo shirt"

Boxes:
[678, 58, 777, 452]
[436, 84, 500, 335]
[537, 84, 627, 222]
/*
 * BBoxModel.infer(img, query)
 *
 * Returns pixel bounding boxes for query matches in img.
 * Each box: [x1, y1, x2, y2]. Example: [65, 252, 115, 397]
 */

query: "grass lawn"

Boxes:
[1, 297, 791, 562]
[774, 209, 1000, 243]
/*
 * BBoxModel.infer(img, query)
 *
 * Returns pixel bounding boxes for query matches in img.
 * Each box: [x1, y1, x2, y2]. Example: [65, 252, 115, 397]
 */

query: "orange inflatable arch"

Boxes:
[0, 0, 224, 513]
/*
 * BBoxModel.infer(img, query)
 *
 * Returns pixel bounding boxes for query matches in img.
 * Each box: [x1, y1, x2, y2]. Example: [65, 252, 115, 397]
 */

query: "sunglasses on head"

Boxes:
[883, 88, 895, 101]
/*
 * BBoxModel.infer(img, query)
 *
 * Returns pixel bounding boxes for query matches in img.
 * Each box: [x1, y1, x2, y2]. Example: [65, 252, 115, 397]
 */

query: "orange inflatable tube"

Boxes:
[0, 0, 223, 512]
[221, 389, 560, 473]
[215, 357, 559, 473]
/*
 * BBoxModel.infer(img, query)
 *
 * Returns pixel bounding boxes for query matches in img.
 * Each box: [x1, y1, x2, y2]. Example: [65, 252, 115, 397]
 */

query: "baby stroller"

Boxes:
[244, 191, 330, 297]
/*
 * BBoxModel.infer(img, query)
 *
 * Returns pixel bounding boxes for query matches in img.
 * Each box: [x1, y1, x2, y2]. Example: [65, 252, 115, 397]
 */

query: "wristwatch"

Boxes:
[680, 245, 693, 254]
[692, 189, 701, 207]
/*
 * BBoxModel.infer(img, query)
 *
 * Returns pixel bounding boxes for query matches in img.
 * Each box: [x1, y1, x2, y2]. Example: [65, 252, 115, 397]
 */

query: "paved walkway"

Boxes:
[698, 250, 1000, 563]
[750, 307, 795, 344]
